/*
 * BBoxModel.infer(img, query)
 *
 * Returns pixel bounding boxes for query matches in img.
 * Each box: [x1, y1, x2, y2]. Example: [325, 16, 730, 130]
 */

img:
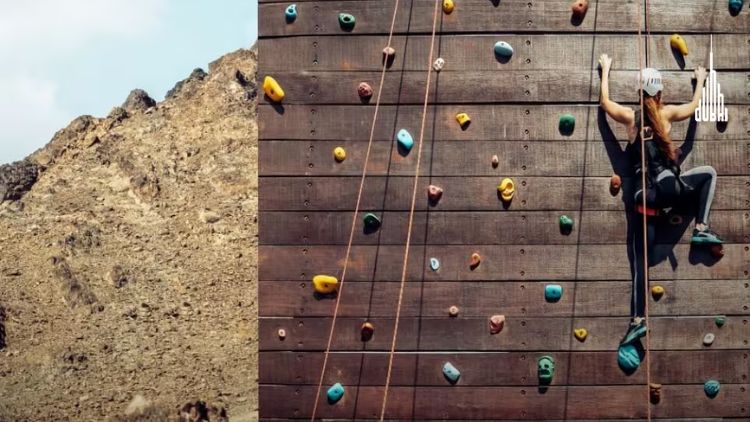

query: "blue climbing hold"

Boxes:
[430, 257, 440, 271]
[704, 380, 721, 398]
[396, 129, 414, 152]
[617, 344, 641, 372]
[544, 284, 563, 302]
[728, 0, 744, 15]
[285, 4, 297, 22]
[327, 383, 345, 404]
[494, 41, 514, 59]
[442, 362, 461, 384]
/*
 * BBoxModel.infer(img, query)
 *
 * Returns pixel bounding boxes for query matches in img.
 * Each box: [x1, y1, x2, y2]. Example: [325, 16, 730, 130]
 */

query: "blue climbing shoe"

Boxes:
[691, 228, 723, 245]
[620, 318, 647, 346]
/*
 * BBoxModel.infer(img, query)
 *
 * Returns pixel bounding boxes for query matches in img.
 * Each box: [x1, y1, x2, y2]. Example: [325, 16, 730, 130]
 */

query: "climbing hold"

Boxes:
[428, 185, 444, 202]
[313, 275, 339, 294]
[715, 315, 727, 327]
[573, 328, 588, 342]
[285, 4, 297, 22]
[710, 244, 725, 259]
[442, 362, 461, 384]
[544, 284, 563, 303]
[610, 174, 622, 195]
[729, 0, 744, 15]
[651, 285, 665, 301]
[538, 356, 555, 385]
[649, 383, 662, 404]
[262, 76, 285, 103]
[469, 252, 481, 269]
[433, 57, 445, 72]
[358, 82, 373, 100]
[570, 0, 589, 18]
[669, 214, 684, 226]
[617, 344, 641, 372]
[278, 328, 287, 339]
[704, 380, 721, 398]
[429, 257, 440, 271]
[327, 383, 345, 404]
[363, 213, 381, 231]
[383, 46, 396, 60]
[338, 13, 356, 31]
[703, 332, 715, 346]
[396, 129, 414, 152]
[448, 305, 459, 317]
[494, 41, 514, 59]
[456, 112, 471, 129]
[491, 155, 499, 168]
[558, 113, 576, 135]
[497, 178, 515, 202]
[442, 0, 455, 14]
[333, 146, 347, 162]
[670, 34, 689, 56]
[559, 215, 574, 234]
[489, 315, 505, 335]
[361, 322, 374, 341]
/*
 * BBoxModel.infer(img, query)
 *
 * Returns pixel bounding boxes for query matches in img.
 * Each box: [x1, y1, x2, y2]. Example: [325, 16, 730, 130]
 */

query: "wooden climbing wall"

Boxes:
[257, 0, 750, 420]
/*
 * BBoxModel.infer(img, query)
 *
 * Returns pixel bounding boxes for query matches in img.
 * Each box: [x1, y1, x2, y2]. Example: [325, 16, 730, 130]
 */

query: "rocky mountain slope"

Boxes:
[0, 47, 258, 421]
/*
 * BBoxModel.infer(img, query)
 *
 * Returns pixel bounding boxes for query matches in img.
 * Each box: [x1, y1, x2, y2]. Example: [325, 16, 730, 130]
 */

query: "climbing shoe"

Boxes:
[620, 318, 647, 346]
[691, 228, 723, 245]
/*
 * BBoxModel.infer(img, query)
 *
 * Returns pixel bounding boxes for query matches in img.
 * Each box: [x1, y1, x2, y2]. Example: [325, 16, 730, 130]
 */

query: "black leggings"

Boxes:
[630, 165, 717, 318]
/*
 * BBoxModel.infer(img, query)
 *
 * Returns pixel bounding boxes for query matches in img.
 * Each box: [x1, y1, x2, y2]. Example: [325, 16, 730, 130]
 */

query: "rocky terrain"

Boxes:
[0, 46, 258, 421]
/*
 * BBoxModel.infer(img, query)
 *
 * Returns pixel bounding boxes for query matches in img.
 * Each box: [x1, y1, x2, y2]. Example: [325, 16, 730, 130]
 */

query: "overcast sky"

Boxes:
[0, 0, 258, 164]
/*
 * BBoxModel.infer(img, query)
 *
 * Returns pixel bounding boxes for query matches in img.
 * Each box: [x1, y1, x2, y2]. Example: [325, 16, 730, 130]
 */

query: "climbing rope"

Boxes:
[308, 1, 402, 420]
[635, 0, 653, 419]
[378, 1, 442, 420]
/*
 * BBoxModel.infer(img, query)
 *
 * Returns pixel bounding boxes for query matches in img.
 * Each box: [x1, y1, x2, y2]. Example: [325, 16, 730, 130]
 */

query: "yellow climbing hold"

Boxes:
[574, 328, 588, 342]
[498, 178, 515, 202]
[456, 112, 471, 128]
[442, 0, 455, 14]
[262, 76, 285, 102]
[670, 34, 688, 56]
[313, 275, 339, 294]
[333, 147, 346, 162]
[651, 285, 665, 300]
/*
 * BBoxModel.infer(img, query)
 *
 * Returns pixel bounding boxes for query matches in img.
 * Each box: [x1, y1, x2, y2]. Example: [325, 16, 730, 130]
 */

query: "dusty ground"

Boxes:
[0, 47, 259, 421]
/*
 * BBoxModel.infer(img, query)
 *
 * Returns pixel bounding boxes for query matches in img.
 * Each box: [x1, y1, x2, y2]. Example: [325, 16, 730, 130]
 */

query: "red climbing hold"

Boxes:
[428, 185, 443, 202]
[357, 82, 373, 100]
[489, 315, 505, 334]
[610, 174, 621, 195]
[571, 0, 589, 17]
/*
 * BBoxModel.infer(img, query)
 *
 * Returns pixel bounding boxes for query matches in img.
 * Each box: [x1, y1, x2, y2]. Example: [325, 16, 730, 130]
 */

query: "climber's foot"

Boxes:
[691, 228, 723, 245]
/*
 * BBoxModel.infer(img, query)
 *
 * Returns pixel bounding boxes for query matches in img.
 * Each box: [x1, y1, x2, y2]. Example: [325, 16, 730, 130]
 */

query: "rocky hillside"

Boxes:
[0, 47, 258, 421]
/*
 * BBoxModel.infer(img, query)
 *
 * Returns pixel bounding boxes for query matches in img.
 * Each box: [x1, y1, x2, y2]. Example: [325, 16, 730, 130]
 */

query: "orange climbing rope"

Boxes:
[635, 0, 653, 419]
[308, 1, 402, 420]
[378, 1, 441, 420]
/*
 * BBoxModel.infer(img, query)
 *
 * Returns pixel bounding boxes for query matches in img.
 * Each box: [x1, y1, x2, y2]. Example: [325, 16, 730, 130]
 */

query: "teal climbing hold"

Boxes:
[544, 284, 563, 302]
[363, 213, 381, 231]
[559, 215, 574, 234]
[494, 41, 514, 59]
[715, 315, 727, 327]
[285, 4, 297, 22]
[396, 129, 414, 152]
[338, 13, 356, 30]
[559, 113, 576, 135]
[617, 344, 641, 372]
[729, 0, 744, 14]
[327, 383, 345, 403]
[430, 257, 440, 271]
[704, 380, 721, 398]
[538, 356, 555, 385]
[442, 362, 461, 384]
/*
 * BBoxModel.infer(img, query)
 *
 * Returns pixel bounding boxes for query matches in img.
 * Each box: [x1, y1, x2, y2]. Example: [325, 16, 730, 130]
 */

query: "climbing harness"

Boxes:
[378, 1, 441, 420]
[308, 1, 403, 420]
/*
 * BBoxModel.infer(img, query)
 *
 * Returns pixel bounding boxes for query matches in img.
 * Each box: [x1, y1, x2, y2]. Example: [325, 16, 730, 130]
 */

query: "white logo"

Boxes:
[695, 35, 728, 122]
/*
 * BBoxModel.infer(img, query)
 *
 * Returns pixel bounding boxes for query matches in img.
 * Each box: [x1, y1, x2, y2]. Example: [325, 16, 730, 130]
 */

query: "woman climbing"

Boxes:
[597, 54, 723, 347]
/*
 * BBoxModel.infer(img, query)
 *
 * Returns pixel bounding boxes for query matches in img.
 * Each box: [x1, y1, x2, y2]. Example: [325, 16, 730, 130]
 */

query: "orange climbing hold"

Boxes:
[571, 0, 589, 17]
[650, 383, 662, 404]
[469, 252, 482, 269]
[610, 174, 621, 195]
[262, 76, 285, 102]
[313, 275, 339, 294]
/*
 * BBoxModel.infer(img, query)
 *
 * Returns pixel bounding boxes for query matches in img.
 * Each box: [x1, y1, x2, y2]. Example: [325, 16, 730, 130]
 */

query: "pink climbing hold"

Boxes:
[428, 185, 443, 202]
[489, 315, 505, 334]
[358, 82, 373, 99]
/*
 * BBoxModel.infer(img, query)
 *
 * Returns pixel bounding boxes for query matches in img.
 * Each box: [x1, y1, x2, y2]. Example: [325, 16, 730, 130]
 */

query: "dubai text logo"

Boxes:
[695, 35, 728, 122]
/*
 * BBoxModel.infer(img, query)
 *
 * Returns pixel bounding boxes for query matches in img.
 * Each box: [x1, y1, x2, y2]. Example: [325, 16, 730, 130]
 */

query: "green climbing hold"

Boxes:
[729, 0, 744, 15]
[559, 113, 576, 135]
[715, 315, 727, 327]
[544, 284, 563, 302]
[396, 129, 414, 152]
[429, 257, 440, 271]
[442, 362, 461, 384]
[538, 356, 555, 385]
[559, 215, 574, 234]
[494, 41, 514, 59]
[617, 344, 641, 372]
[327, 382, 345, 403]
[363, 213, 381, 232]
[704, 380, 720, 398]
[338, 13, 356, 30]
[285, 4, 297, 22]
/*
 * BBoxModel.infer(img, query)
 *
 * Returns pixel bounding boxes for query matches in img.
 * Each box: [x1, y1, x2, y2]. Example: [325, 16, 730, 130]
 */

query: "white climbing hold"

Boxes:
[433, 57, 445, 72]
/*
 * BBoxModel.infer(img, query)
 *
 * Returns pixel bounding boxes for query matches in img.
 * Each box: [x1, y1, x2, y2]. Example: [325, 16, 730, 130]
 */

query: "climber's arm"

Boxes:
[663, 66, 707, 122]
[598, 54, 636, 128]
